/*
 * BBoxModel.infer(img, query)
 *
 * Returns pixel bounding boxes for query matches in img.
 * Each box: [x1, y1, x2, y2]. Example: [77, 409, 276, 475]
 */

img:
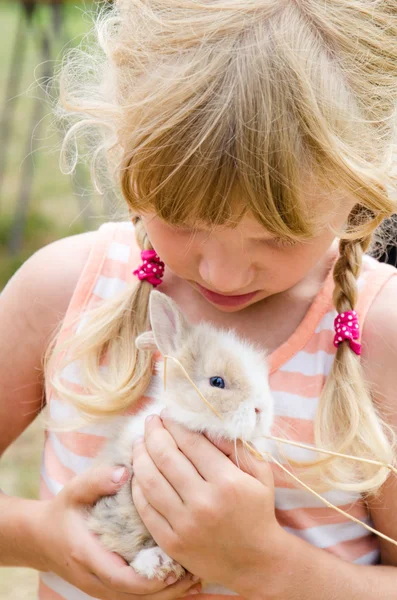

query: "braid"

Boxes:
[332, 207, 373, 312]
[311, 208, 395, 492]
[133, 214, 153, 252]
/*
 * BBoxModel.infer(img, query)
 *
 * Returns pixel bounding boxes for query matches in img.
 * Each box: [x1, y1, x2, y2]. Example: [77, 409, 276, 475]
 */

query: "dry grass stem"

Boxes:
[163, 353, 397, 547]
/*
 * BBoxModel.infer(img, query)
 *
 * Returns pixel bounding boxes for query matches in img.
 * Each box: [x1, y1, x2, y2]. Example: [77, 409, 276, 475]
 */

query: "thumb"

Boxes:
[65, 465, 130, 506]
[209, 437, 274, 486]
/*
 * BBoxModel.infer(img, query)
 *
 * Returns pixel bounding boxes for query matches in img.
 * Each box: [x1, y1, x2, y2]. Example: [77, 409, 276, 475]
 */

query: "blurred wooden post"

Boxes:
[0, 6, 31, 208]
[8, 1, 56, 256]
[5, 0, 107, 256]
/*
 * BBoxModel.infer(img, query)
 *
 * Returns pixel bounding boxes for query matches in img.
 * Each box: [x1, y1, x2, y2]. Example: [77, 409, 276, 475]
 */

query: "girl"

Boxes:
[1, 0, 397, 598]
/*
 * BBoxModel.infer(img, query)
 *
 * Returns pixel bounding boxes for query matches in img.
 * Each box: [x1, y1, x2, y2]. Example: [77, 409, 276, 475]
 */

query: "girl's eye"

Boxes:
[259, 236, 298, 248]
[273, 237, 298, 248]
[209, 376, 225, 389]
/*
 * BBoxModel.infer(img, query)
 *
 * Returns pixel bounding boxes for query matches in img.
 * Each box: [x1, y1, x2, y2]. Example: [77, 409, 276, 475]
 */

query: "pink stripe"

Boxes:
[270, 371, 325, 398]
[102, 257, 129, 280]
[55, 431, 106, 458]
[195, 596, 244, 600]
[272, 415, 314, 444]
[39, 580, 66, 600]
[326, 534, 379, 562]
[304, 330, 335, 354]
[115, 227, 135, 246]
[276, 502, 368, 530]
[44, 437, 76, 483]
[40, 475, 55, 500]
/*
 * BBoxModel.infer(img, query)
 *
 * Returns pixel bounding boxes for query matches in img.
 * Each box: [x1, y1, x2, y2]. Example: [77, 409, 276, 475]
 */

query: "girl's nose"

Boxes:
[198, 246, 254, 293]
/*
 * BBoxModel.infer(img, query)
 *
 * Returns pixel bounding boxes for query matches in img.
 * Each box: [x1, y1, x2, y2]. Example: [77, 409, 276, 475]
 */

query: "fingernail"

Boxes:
[184, 584, 202, 596]
[190, 575, 200, 583]
[165, 574, 178, 585]
[112, 467, 126, 483]
[145, 414, 155, 424]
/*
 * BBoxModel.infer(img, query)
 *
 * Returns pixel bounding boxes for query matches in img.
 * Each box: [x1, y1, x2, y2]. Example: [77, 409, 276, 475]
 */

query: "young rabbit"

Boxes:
[87, 291, 274, 581]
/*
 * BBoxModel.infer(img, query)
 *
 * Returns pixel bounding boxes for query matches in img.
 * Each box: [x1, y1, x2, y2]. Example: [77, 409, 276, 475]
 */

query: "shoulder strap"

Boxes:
[356, 256, 397, 326]
[57, 221, 139, 344]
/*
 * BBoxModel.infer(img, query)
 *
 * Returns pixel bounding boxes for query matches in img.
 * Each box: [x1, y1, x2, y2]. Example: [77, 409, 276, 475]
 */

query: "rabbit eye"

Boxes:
[209, 376, 225, 389]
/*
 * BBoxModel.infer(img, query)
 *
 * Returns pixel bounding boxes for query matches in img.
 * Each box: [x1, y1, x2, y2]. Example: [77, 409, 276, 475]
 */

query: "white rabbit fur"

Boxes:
[87, 291, 274, 581]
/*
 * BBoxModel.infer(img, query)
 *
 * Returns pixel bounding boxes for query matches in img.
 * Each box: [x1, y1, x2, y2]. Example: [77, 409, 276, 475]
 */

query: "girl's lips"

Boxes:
[196, 284, 258, 307]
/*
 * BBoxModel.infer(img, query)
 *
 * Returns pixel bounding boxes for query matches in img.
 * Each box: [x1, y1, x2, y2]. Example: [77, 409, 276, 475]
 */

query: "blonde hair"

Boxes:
[48, 0, 397, 493]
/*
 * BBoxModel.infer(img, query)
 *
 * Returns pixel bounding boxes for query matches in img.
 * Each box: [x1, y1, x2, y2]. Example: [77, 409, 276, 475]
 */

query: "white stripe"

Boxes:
[40, 465, 63, 496]
[254, 435, 320, 464]
[284, 520, 371, 549]
[76, 313, 90, 334]
[107, 241, 130, 264]
[272, 390, 318, 420]
[275, 487, 361, 511]
[202, 584, 238, 595]
[315, 311, 336, 333]
[354, 549, 380, 565]
[362, 255, 378, 270]
[93, 275, 127, 300]
[357, 278, 365, 293]
[41, 572, 97, 599]
[280, 350, 334, 377]
[60, 360, 82, 384]
[49, 432, 93, 474]
[50, 396, 116, 437]
[116, 221, 134, 231]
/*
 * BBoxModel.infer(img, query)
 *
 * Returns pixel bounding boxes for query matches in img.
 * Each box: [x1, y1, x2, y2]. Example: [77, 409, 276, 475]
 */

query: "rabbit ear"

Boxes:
[135, 331, 157, 351]
[149, 291, 190, 356]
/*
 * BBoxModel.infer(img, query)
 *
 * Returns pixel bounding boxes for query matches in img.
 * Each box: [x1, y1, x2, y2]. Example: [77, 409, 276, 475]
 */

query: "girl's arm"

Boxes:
[0, 232, 199, 599]
[241, 529, 397, 600]
[0, 232, 95, 567]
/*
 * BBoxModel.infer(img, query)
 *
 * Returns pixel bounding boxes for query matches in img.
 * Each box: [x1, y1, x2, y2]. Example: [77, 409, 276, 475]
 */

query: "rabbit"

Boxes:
[87, 290, 274, 582]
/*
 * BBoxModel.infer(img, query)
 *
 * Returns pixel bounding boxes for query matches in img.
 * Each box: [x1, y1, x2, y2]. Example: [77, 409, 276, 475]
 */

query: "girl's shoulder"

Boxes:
[0, 229, 96, 453]
[1, 228, 98, 340]
[360, 255, 397, 413]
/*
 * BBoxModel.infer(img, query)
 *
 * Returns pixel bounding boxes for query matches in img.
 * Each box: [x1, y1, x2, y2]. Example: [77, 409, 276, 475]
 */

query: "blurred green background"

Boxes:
[0, 1, 116, 597]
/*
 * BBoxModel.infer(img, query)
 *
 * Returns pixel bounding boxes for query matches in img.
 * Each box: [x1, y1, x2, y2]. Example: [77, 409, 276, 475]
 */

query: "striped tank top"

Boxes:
[39, 221, 397, 599]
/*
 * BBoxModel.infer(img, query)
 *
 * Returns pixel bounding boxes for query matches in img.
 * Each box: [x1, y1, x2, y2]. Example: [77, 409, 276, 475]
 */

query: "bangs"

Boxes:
[120, 106, 321, 240]
[116, 5, 393, 242]
[118, 17, 327, 242]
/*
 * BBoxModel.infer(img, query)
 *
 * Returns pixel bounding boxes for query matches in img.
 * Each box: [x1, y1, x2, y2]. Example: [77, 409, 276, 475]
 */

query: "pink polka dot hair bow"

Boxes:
[333, 310, 361, 356]
[133, 249, 165, 287]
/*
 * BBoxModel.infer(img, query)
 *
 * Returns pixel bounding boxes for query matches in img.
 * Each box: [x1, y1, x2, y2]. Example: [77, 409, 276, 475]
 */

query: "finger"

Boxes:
[132, 477, 177, 549]
[159, 414, 233, 482]
[72, 514, 172, 595]
[153, 578, 202, 600]
[83, 570, 199, 600]
[65, 466, 129, 506]
[209, 436, 274, 487]
[132, 438, 185, 518]
[179, 583, 202, 598]
[143, 415, 206, 499]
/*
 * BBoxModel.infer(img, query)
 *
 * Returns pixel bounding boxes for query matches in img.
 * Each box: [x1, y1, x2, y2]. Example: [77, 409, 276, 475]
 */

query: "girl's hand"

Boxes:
[131, 414, 286, 595]
[32, 466, 201, 600]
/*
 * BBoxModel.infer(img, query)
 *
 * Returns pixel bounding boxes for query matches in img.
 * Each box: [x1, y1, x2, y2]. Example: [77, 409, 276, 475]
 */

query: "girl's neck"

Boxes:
[159, 243, 338, 354]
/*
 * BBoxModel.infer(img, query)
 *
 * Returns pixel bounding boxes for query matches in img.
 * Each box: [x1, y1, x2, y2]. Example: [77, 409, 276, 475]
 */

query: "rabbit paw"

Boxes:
[131, 546, 185, 581]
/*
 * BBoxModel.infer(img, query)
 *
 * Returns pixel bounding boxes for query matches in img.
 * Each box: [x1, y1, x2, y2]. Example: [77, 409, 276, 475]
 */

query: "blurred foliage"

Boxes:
[0, 0, 110, 290]
[0, 2, 108, 597]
